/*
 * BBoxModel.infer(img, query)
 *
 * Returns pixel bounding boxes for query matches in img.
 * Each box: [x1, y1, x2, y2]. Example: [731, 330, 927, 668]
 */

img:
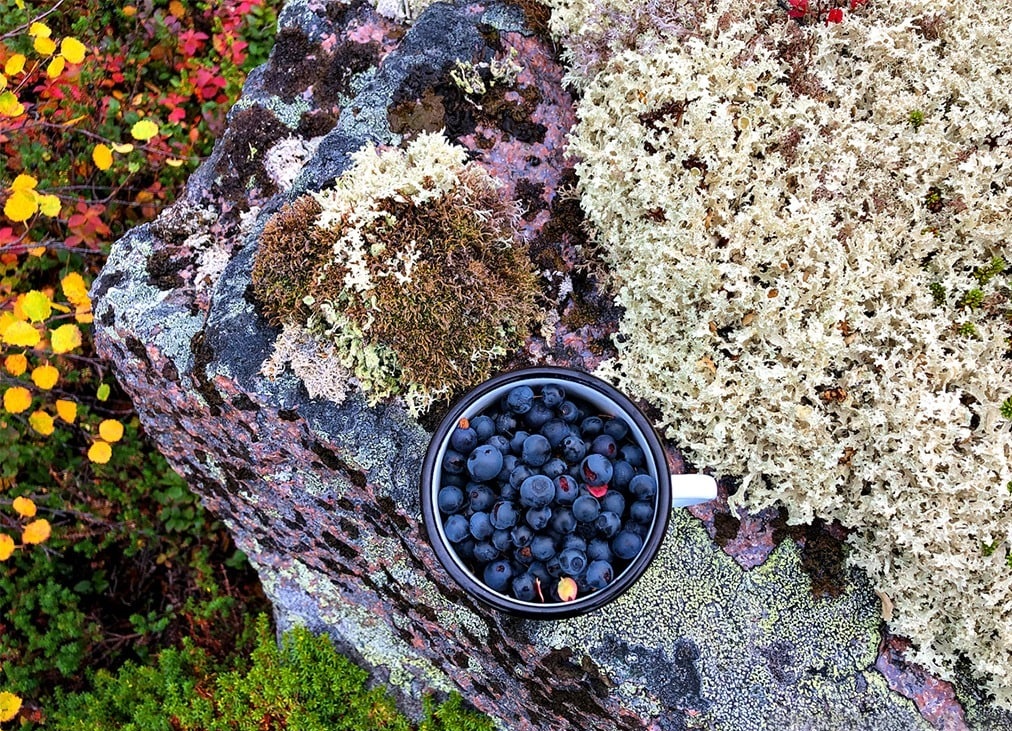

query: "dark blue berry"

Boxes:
[509, 430, 530, 454]
[611, 460, 634, 489]
[523, 401, 554, 429]
[594, 511, 622, 538]
[490, 500, 518, 530]
[525, 505, 552, 531]
[450, 422, 478, 453]
[545, 556, 563, 577]
[495, 412, 517, 434]
[558, 548, 588, 575]
[619, 443, 645, 467]
[530, 534, 557, 561]
[603, 418, 630, 441]
[513, 546, 534, 565]
[562, 535, 587, 553]
[550, 507, 576, 534]
[444, 514, 469, 543]
[507, 385, 535, 414]
[467, 484, 496, 512]
[467, 445, 503, 482]
[456, 538, 476, 560]
[581, 453, 613, 487]
[540, 419, 570, 447]
[528, 561, 550, 583]
[510, 524, 534, 547]
[492, 529, 513, 552]
[572, 495, 601, 522]
[590, 434, 618, 458]
[587, 538, 613, 562]
[560, 434, 587, 463]
[497, 454, 518, 481]
[600, 490, 625, 516]
[473, 541, 499, 563]
[442, 449, 466, 474]
[630, 473, 658, 499]
[579, 416, 604, 437]
[487, 434, 511, 454]
[558, 400, 582, 423]
[554, 475, 580, 504]
[512, 573, 538, 601]
[469, 511, 494, 540]
[519, 474, 555, 507]
[586, 560, 614, 589]
[542, 457, 568, 479]
[510, 464, 535, 489]
[625, 521, 650, 537]
[612, 530, 644, 559]
[541, 383, 566, 408]
[521, 434, 552, 467]
[630, 500, 655, 524]
[471, 415, 496, 441]
[483, 559, 513, 592]
[437, 486, 465, 514]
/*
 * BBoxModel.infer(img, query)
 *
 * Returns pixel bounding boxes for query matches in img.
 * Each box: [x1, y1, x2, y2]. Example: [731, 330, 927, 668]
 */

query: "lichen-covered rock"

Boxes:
[90, 0, 1007, 728]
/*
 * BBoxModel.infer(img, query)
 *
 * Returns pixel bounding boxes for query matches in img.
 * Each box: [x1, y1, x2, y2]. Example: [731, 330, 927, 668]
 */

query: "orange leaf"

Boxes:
[62, 272, 90, 305]
[4, 353, 27, 376]
[88, 440, 112, 464]
[12, 496, 36, 518]
[92, 143, 113, 171]
[55, 399, 77, 423]
[21, 518, 51, 544]
[0, 534, 14, 561]
[99, 419, 124, 443]
[31, 364, 59, 390]
[3, 387, 32, 414]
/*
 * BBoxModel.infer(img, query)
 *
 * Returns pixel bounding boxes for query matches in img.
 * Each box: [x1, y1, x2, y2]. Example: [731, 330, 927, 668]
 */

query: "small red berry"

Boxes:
[827, 7, 844, 22]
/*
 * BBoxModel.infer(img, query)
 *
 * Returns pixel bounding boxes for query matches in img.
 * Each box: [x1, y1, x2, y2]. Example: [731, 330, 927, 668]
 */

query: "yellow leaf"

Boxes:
[3, 386, 32, 414]
[12, 496, 36, 518]
[37, 193, 61, 216]
[111, 142, 134, 153]
[99, 419, 124, 442]
[34, 36, 57, 56]
[122, 5, 137, 16]
[28, 245, 46, 257]
[92, 143, 113, 171]
[50, 323, 82, 353]
[130, 119, 159, 141]
[60, 37, 87, 64]
[28, 22, 52, 38]
[75, 305, 93, 324]
[88, 440, 112, 464]
[0, 91, 25, 118]
[2, 321, 40, 347]
[46, 55, 65, 79]
[0, 72, 6, 90]
[4, 54, 25, 76]
[4, 354, 27, 376]
[0, 535, 14, 562]
[22, 290, 52, 322]
[62, 272, 90, 305]
[10, 173, 38, 192]
[29, 410, 54, 435]
[31, 364, 59, 390]
[22, 518, 51, 544]
[55, 399, 77, 423]
[4, 189, 38, 222]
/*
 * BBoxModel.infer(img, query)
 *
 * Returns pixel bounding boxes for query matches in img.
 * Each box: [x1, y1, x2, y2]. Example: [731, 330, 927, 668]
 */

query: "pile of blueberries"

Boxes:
[436, 382, 658, 603]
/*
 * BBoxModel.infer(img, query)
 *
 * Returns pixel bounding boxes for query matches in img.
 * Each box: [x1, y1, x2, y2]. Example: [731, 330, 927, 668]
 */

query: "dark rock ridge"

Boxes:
[91, 0, 998, 728]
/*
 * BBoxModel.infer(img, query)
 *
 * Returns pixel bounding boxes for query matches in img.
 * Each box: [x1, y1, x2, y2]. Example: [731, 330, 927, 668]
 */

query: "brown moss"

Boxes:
[212, 105, 290, 206]
[251, 195, 327, 326]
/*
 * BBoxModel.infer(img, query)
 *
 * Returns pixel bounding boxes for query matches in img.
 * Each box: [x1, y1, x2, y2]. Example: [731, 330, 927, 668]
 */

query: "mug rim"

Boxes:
[420, 366, 672, 619]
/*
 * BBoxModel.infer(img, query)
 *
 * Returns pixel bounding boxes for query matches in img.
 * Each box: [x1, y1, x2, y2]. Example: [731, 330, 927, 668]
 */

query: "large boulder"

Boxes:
[91, 0, 1005, 728]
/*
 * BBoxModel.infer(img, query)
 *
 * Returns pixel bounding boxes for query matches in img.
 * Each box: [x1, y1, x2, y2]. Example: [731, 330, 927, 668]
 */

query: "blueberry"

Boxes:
[467, 445, 504, 482]
[442, 449, 466, 474]
[586, 560, 614, 589]
[440, 472, 466, 488]
[469, 511, 494, 541]
[497, 454, 518, 481]
[542, 457, 568, 480]
[581, 453, 613, 487]
[456, 538, 476, 560]
[630, 500, 655, 524]
[541, 383, 566, 408]
[490, 500, 519, 530]
[450, 421, 478, 453]
[444, 514, 469, 543]
[495, 412, 517, 434]
[612, 530, 644, 559]
[437, 486, 465, 514]
[630, 473, 658, 499]
[625, 521, 650, 537]
[611, 460, 634, 489]
[619, 443, 645, 467]
[484, 559, 513, 592]
[528, 561, 550, 583]
[554, 475, 580, 504]
[560, 434, 587, 463]
[492, 529, 513, 552]
[530, 534, 557, 561]
[558, 400, 582, 423]
[540, 419, 570, 448]
[603, 418, 630, 441]
[545, 556, 564, 577]
[510, 524, 534, 547]
[525, 505, 552, 531]
[561, 535, 587, 553]
[579, 416, 604, 437]
[558, 548, 588, 575]
[521, 434, 552, 467]
[587, 538, 613, 562]
[513, 546, 534, 565]
[572, 495, 601, 523]
[600, 490, 625, 516]
[512, 572, 538, 601]
[507, 385, 535, 414]
[510, 464, 535, 489]
[594, 511, 622, 538]
[467, 484, 496, 512]
[519, 474, 555, 507]
[474, 541, 499, 563]
[590, 434, 618, 458]
[523, 401, 554, 429]
[509, 430, 530, 454]
[550, 507, 576, 534]
[471, 415, 496, 441]
[487, 434, 511, 454]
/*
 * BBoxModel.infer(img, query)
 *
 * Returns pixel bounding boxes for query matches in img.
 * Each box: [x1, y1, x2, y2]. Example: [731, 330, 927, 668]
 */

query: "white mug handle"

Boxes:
[670, 473, 718, 507]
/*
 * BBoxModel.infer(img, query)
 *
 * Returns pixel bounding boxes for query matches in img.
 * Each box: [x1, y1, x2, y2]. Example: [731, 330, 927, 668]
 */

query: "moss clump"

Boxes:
[253, 132, 541, 412]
